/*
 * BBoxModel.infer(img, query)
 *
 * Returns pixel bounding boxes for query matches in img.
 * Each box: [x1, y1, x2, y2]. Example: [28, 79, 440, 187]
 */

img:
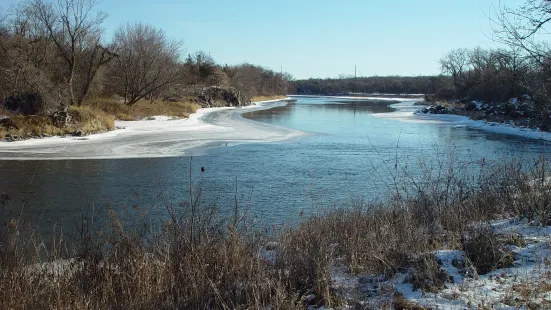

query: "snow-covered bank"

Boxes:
[328, 218, 551, 309]
[374, 101, 551, 141]
[0, 98, 303, 160]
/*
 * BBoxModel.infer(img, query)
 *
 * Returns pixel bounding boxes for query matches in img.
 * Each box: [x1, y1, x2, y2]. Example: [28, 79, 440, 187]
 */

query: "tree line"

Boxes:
[0, 0, 293, 114]
[295, 0, 551, 109]
[438, 0, 551, 107]
[294, 75, 453, 98]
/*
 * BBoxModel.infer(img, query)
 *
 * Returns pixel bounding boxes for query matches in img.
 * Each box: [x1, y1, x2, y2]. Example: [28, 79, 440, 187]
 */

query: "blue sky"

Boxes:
[1, 0, 524, 79]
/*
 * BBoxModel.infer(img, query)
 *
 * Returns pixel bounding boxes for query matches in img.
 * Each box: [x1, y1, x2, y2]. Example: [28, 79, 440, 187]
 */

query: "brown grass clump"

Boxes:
[249, 95, 288, 102]
[409, 255, 450, 293]
[83, 97, 133, 120]
[394, 292, 427, 310]
[69, 106, 115, 133]
[83, 97, 201, 120]
[129, 100, 200, 119]
[461, 224, 515, 275]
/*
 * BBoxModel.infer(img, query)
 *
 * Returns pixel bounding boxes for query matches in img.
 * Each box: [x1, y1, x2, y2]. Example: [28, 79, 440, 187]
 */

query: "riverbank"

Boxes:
[0, 99, 201, 142]
[0, 97, 302, 160]
[3, 157, 551, 309]
[0, 106, 116, 141]
[415, 96, 551, 136]
[366, 98, 551, 142]
[0, 92, 290, 143]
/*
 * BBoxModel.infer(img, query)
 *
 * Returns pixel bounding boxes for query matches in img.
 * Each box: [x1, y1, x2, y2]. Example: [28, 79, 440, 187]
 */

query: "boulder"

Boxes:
[416, 104, 451, 115]
[51, 110, 72, 127]
[198, 86, 244, 108]
[464, 101, 477, 111]
[4, 134, 19, 142]
[3, 93, 58, 116]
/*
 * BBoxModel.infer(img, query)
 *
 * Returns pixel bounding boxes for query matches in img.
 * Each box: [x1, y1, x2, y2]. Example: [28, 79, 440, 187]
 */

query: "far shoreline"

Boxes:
[298, 94, 551, 142]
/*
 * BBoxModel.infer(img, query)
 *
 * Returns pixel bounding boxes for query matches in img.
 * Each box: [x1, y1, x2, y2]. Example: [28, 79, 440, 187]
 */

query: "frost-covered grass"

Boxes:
[2, 157, 551, 308]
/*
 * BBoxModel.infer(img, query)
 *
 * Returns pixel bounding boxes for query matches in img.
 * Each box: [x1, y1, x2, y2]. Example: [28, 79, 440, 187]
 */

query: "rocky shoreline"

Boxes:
[415, 95, 551, 132]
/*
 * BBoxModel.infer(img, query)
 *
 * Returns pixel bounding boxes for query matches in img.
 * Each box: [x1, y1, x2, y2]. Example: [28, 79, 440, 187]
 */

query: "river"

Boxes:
[0, 96, 548, 234]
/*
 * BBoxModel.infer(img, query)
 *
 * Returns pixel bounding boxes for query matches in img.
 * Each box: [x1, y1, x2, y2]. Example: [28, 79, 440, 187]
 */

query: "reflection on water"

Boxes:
[244, 100, 397, 122]
[1, 97, 549, 236]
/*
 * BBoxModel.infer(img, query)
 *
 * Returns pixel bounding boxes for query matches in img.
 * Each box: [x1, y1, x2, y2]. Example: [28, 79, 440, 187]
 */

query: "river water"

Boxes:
[0, 96, 548, 233]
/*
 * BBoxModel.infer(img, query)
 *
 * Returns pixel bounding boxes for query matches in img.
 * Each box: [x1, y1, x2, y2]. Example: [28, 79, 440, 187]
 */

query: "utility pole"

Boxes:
[355, 65, 357, 78]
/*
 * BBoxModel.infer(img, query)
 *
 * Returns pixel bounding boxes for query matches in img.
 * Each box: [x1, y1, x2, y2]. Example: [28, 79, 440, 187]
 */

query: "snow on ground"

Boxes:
[374, 101, 551, 142]
[0, 98, 304, 160]
[327, 218, 551, 309]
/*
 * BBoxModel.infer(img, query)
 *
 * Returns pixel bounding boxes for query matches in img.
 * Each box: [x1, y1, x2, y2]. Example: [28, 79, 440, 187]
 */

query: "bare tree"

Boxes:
[494, 0, 551, 70]
[493, 0, 551, 104]
[109, 22, 182, 105]
[183, 51, 217, 86]
[0, 5, 62, 110]
[25, 0, 114, 106]
[439, 48, 470, 96]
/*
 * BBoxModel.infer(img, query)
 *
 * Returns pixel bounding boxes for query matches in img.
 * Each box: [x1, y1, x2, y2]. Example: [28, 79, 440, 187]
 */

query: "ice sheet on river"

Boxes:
[0, 102, 303, 160]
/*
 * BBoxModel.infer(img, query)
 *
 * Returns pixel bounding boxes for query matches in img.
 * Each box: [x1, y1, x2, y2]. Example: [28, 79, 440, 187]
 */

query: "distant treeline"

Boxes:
[295, 1, 551, 109]
[294, 76, 453, 98]
[294, 46, 533, 104]
[0, 0, 293, 114]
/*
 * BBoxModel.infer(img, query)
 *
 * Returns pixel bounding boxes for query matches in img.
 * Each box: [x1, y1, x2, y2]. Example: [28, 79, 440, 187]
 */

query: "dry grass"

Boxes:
[461, 224, 515, 275]
[501, 275, 551, 308]
[83, 97, 201, 121]
[0, 196, 300, 309]
[249, 95, 288, 102]
[82, 97, 133, 120]
[0, 106, 115, 139]
[2, 157, 551, 308]
[0, 97, 200, 140]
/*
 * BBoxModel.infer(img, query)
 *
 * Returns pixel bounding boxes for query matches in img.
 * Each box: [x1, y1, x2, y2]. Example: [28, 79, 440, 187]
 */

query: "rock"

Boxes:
[51, 110, 72, 127]
[198, 86, 244, 108]
[465, 101, 477, 111]
[41, 133, 51, 138]
[72, 130, 84, 137]
[163, 96, 183, 102]
[264, 242, 279, 251]
[4, 134, 18, 142]
[304, 294, 316, 304]
[417, 104, 450, 115]
[3, 92, 58, 115]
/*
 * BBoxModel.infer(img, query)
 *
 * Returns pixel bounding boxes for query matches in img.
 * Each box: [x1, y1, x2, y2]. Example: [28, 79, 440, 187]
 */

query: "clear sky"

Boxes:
[1, 0, 525, 79]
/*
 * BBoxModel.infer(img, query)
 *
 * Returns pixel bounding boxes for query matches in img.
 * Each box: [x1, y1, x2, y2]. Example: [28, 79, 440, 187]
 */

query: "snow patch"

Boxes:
[329, 219, 551, 309]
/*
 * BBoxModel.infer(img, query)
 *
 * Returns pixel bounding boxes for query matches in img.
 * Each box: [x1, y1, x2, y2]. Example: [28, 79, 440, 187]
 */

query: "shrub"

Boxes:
[461, 224, 514, 275]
